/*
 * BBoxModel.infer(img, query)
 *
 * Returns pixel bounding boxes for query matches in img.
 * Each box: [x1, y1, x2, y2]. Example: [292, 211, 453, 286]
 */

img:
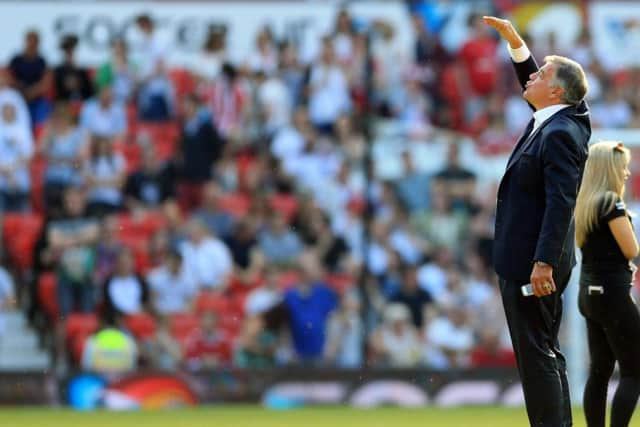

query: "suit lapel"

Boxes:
[505, 119, 534, 171]
[505, 113, 558, 173]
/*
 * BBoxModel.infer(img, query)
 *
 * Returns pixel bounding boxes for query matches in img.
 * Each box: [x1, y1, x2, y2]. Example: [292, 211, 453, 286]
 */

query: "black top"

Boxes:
[9, 54, 46, 90]
[124, 164, 176, 206]
[581, 195, 633, 285]
[390, 288, 433, 328]
[53, 64, 95, 101]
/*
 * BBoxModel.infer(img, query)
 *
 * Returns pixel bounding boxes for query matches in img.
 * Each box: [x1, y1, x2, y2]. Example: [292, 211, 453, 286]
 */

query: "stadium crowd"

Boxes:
[0, 1, 638, 375]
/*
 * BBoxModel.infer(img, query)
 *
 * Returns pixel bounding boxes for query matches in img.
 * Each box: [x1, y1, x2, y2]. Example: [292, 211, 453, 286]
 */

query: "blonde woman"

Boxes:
[575, 141, 640, 427]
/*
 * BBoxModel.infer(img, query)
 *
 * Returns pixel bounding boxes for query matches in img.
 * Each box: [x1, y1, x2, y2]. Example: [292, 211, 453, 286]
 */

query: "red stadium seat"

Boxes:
[168, 68, 196, 100]
[123, 313, 157, 340]
[269, 194, 299, 222]
[169, 312, 200, 342]
[37, 272, 59, 320]
[277, 270, 300, 289]
[65, 313, 99, 343]
[216, 193, 251, 218]
[195, 293, 230, 314]
[3, 213, 44, 270]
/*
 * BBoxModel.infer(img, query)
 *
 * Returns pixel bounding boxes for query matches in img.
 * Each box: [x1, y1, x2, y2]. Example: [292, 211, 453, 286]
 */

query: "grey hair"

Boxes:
[544, 55, 589, 105]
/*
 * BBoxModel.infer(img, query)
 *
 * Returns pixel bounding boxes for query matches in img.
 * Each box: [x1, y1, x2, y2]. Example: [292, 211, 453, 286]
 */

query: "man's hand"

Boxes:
[482, 16, 524, 49]
[530, 261, 556, 298]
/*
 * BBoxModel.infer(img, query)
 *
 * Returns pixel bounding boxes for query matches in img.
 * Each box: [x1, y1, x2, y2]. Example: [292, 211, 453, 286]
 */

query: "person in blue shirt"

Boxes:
[283, 255, 337, 363]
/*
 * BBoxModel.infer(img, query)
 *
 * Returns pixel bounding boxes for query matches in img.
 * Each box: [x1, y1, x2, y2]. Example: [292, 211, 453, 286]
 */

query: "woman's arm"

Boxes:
[609, 216, 639, 260]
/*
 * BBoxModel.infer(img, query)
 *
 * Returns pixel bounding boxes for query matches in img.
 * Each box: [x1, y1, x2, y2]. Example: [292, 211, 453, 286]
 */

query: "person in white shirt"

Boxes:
[308, 37, 351, 133]
[179, 218, 233, 292]
[0, 71, 30, 131]
[134, 14, 168, 81]
[104, 248, 150, 322]
[244, 266, 282, 316]
[83, 135, 126, 217]
[0, 102, 34, 211]
[79, 85, 127, 140]
[147, 250, 198, 316]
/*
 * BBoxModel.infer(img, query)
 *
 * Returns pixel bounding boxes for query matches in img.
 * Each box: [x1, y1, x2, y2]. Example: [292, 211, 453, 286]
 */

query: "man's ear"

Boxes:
[550, 85, 565, 101]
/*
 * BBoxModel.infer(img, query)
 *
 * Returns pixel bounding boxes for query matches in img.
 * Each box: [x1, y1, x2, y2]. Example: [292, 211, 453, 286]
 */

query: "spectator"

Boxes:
[79, 85, 127, 139]
[193, 181, 234, 240]
[184, 312, 232, 370]
[424, 304, 474, 368]
[372, 21, 411, 111]
[93, 215, 122, 286]
[44, 187, 100, 318]
[147, 249, 197, 316]
[179, 218, 233, 292]
[278, 41, 305, 108]
[324, 290, 363, 368]
[259, 211, 303, 266]
[83, 135, 126, 217]
[137, 60, 175, 122]
[458, 14, 499, 97]
[246, 27, 279, 76]
[284, 255, 337, 363]
[134, 14, 168, 80]
[244, 266, 282, 316]
[40, 102, 87, 212]
[142, 316, 183, 370]
[8, 30, 50, 125]
[0, 102, 34, 211]
[390, 264, 433, 328]
[235, 314, 277, 368]
[332, 8, 355, 65]
[95, 38, 138, 104]
[177, 93, 224, 212]
[394, 149, 431, 212]
[308, 37, 351, 133]
[202, 63, 248, 142]
[270, 106, 311, 163]
[390, 68, 433, 139]
[0, 70, 30, 130]
[369, 303, 421, 367]
[431, 142, 476, 211]
[124, 142, 176, 211]
[53, 35, 94, 102]
[188, 26, 227, 83]
[225, 218, 264, 286]
[254, 70, 291, 138]
[103, 248, 150, 323]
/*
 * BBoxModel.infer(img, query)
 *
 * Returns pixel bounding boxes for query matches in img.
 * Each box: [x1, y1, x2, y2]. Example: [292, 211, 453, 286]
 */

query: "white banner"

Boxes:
[590, 1, 640, 70]
[0, 1, 414, 67]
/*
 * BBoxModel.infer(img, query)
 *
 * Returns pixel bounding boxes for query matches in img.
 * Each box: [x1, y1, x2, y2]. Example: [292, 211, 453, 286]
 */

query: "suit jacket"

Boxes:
[493, 55, 591, 283]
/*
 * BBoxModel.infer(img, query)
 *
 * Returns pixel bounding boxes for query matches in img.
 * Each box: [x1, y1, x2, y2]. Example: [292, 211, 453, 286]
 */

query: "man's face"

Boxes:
[523, 61, 560, 108]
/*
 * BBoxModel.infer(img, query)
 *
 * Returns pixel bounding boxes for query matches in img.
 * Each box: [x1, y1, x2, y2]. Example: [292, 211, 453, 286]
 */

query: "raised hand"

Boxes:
[482, 16, 523, 49]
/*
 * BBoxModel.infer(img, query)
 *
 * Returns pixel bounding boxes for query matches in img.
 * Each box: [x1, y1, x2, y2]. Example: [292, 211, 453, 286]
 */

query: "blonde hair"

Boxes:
[575, 141, 630, 247]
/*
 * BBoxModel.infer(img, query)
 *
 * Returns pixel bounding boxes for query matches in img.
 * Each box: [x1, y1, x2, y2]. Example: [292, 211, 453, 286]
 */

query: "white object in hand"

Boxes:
[521, 284, 534, 297]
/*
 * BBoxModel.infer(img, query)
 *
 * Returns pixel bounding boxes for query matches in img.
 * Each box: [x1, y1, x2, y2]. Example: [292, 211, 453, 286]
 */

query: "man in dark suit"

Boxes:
[484, 17, 591, 427]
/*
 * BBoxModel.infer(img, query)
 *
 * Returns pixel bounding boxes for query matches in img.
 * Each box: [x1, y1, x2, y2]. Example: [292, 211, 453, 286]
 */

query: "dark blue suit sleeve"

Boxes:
[534, 128, 582, 267]
[512, 55, 539, 111]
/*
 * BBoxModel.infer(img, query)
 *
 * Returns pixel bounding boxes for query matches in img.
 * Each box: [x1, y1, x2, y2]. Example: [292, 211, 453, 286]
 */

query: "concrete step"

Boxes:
[0, 351, 50, 371]
[0, 330, 39, 351]
[2, 311, 27, 330]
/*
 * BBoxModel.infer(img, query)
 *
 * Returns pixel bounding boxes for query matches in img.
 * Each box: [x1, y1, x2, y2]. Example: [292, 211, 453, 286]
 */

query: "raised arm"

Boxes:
[483, 16, 539, 103]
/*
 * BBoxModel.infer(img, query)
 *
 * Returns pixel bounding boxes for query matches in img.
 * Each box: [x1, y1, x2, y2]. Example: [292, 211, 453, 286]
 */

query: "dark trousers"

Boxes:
[579, 284, 640, 427]
[500, 275, 572, 427]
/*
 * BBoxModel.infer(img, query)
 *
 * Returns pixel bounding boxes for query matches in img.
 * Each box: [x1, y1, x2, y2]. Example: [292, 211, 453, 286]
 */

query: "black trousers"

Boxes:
[578, 284, 640, 427]
[500, 275, 572, 427]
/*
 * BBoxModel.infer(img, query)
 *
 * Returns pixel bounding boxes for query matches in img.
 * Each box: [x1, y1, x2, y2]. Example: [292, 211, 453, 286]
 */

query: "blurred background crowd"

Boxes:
[0, 0, 638, 376]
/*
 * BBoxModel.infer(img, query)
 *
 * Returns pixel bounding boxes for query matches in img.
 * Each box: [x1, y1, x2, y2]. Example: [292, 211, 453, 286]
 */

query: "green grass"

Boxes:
[0, 405, 607, 427]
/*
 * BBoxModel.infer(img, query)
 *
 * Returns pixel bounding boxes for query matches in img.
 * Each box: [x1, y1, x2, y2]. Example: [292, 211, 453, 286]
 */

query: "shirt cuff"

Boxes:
[507, 43, 531, 63]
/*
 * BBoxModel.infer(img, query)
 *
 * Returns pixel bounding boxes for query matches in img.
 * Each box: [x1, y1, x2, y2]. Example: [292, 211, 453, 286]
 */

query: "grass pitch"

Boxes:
[0, 405, 610, 427]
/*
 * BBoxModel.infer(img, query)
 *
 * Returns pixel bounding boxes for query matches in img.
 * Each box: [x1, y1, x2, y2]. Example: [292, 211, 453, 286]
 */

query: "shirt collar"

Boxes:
[533, 104, 571, 129]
